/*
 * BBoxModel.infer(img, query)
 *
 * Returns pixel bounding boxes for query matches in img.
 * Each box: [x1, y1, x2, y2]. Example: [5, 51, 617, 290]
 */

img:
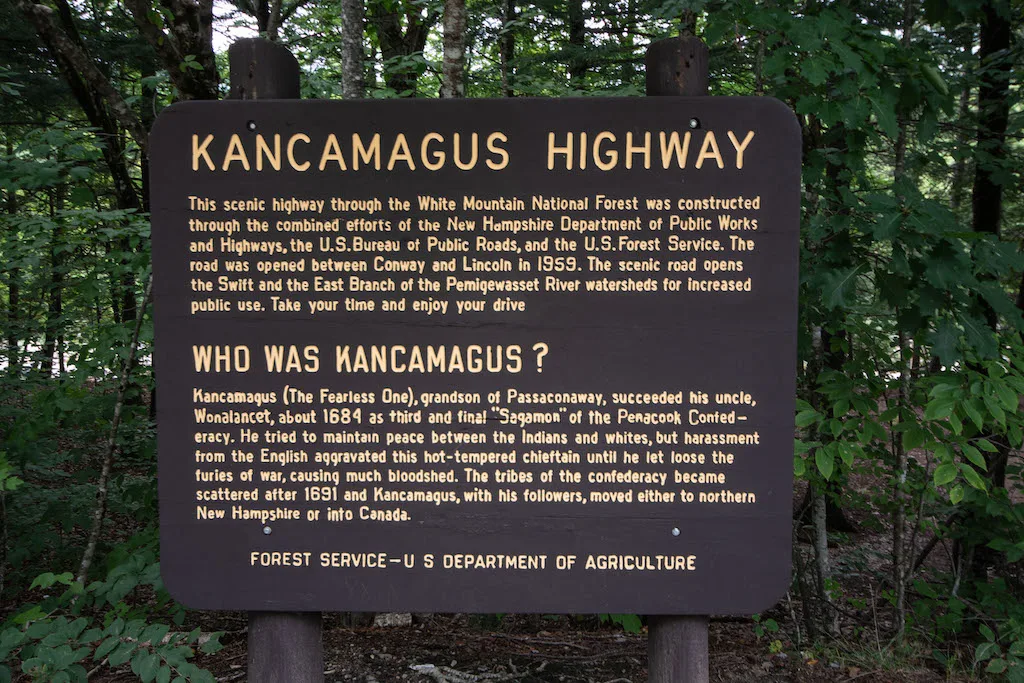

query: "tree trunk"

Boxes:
[3, 155, 19, 377]
[949, 31, 973, 212]
[440, 0, 466, 97]
[341, 0, 365, 98]
[957, 0, 1013, 584]
[891, 0, 913, 640]
[970, 1, 1011, 251]
[970, 0, 1011, 487]
[567, 0, 585, 87]
[369, 3, 438, 97]
[40, 187, 64, 377]
[812, 489, 837, 636]
[499, 0, 515, 97]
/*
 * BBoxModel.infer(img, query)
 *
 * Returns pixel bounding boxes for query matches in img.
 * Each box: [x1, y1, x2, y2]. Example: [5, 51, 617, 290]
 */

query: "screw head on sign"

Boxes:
[688, 118, 700, 130]
[672, 527, 680, 536]
[263, 526, 272, 535]
[247, 120, 257, 131]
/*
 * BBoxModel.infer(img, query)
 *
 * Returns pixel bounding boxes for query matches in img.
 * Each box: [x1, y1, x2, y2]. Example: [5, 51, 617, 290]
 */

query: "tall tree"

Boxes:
[440, 0, 466, 97]
[499, 0, 515, 96]
[566, 0, 586, 87]
[368, 0, 439, 97]
[341, 0, 366, 97]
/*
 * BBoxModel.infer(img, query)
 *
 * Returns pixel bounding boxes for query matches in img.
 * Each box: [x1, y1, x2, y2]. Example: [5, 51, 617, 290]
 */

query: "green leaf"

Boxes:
[976, 438, 998, 453]
[980, 624, 996, 642]
[795, 410, 820, 428]
[962, 446, 987, 470]
[958, 463, 986, 491]
[902, 426, 925, 451]
[199, 633, 223, 655]
[933, 463, 957, 486]
[924, 399, 955, 421]
[928, 320, 960, 367]
[139, 624, 169, 647]
[95, 636, 120, 660]
[871, 97, 899, 138]
[993, 382, 1018, 411]
[920, 63, 949, 96]
[986, 659, 1008, 674]
[794, 439, 816, 455]
[794, 456, 806, 477]
[132, 651, 160, 683]
[963, 400, 984, 431]
[821, 265, 864, 309]
[107, 641, 135, 667]
[949, 412, 963, 435]
[815, 448, 834, 480]
[949, 484, 964, 504]
[983, 394, 1005, 425]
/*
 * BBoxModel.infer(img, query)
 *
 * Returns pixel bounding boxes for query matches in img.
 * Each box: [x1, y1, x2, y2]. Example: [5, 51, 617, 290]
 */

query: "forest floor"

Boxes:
[146, 473, 978, 683]
[9, 390, 987, 682]
[127, 610, 964, 683]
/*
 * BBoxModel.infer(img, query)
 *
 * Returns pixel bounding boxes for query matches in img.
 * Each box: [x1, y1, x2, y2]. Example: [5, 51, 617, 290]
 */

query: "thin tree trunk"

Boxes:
[499, 0, 515, 97]
[812, 489, 837, 636]
[567, 0, 585, 87]
[957, 0, 1013, 583]
[892, 330, 911, 637]
[0, 491, 7, 597]
[970, 0, 1011, 277]
[892, 0, 914, 179]
[77, 274, 153, 585]
[949, 31, 973, 212]
[341, 0, 365, 98]
[4, 139, 19, 376]
[40, 187, 64, 377]
[440, 0, 466, 97]
[265, 0, 284, 41]
[891, 0, 914, 639]
[970, 0, 1012, 479]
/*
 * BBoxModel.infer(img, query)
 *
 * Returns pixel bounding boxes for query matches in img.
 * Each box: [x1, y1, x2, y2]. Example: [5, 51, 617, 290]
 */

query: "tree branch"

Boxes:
[17, 0, 149, 154]
[122, 0, 186, 76]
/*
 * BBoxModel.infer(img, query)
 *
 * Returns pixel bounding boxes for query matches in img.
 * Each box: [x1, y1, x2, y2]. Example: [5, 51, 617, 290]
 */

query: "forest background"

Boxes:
[0, 0, 1022, 680]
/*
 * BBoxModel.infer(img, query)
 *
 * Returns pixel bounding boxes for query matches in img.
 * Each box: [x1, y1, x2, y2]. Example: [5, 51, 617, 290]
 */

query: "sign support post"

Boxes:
[644, 30, 712, 683]
[153, 33, 798, 682]
[227, 38, 324, 683]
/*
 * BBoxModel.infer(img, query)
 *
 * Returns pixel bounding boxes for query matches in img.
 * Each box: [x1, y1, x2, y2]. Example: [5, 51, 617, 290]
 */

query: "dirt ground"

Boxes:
[122, 612, 961, 683]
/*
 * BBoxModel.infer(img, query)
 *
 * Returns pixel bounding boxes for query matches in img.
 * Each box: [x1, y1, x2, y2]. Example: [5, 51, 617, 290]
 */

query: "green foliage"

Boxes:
[1, 0, 1024, 678]
[598, 613, 643, 634]
[0, 534, 220, 683]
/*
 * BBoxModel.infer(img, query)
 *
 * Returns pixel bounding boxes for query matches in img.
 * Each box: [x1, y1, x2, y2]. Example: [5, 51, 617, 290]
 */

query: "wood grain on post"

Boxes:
[228, 36, 324, 683]
[229, 38, 302, 100]
[645, 34, 709, 97]
[248, 611, 324, 683]
[648, 615, 710, 682]
[644, 29, 712, 683]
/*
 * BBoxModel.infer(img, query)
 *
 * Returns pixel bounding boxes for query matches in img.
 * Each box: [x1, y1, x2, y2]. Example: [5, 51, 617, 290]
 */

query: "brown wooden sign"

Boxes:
[151, 97, 800, 614]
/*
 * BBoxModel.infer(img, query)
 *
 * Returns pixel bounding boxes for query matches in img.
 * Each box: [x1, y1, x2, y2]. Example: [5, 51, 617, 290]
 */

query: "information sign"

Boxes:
[151, 97, 800, 614]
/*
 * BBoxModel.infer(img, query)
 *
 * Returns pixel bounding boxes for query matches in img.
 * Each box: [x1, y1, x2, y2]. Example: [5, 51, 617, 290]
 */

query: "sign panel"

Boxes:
[151, 97, 800, 614]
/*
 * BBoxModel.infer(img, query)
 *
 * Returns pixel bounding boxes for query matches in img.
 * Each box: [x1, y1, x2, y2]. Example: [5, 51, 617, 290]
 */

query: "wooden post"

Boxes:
[229, 38, 302, 100]
[228, 37, 324, 683]
[644, 29, 711, 683]
[647, 615, 709, 682]
[645, 33, 709, 97]
[248, 611, 324, 683]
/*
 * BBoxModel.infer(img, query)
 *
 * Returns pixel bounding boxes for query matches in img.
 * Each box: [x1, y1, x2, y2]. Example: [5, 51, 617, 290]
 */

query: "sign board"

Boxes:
[151, 97, 800, 614]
